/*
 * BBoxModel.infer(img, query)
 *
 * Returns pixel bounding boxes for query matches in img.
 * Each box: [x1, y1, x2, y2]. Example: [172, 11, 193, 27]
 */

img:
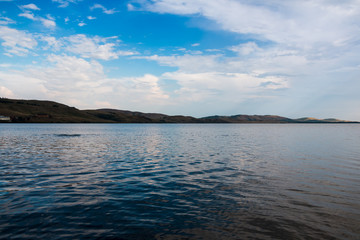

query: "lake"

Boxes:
[0, 124, 359, 239]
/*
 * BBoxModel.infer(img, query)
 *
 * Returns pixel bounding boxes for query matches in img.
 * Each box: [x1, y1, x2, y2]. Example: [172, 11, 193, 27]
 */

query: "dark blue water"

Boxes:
[1, 124, 359, 239]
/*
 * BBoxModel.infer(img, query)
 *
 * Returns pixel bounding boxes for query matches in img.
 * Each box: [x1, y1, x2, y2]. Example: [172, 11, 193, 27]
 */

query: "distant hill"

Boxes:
[200, 115, 295, 123]
[0, 98, 357, 123]
[84, 109, 199, 123]
[294, 117, 356, 123]
[0, 98, 198, 123]
[0, 98, 110, 123]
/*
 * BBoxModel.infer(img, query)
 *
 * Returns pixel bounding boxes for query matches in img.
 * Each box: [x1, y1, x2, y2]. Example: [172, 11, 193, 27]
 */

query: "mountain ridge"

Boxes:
[0, 98, 358, 123]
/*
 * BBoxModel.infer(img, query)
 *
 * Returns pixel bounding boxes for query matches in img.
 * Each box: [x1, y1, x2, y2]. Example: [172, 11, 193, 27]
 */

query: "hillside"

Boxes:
[0, 98, 109, 123]
[84, 109, 199, 123]
[200, 115, 296, 123]
[295, 117, 354, 123]
[0, 98, 357, 123]
[0, 98, 198, 123]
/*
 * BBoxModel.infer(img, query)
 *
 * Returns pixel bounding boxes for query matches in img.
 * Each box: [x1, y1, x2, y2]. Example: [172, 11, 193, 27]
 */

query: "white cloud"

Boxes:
[138, 0, 360, 46]
[129, 74, 169, 100]
[0, 30, 136, 60]
[39, 17, 56, 28]
[0, 86, 14, 98]
[0, 55, 169, 110]
[117, 50, 138, 56]
[136, 0, 360, 70]
[41, 36, 62, 51]
[65, 34, 135, 60]
[137, 41, 360, 117]
[127, 3, 135, 11]
[191, 43, 200, 47]
[78, 22, 86, 27]
[18, 11, 56, 28]
[21, 3, 40, 11]
[229, 42, 260, 55]
[0, 16, 15, 25]
[0, 26, 37, 56]
[46, 14, 55, 21]
[128, 0, 360, 117]
[90, 4, 118, 14]
[170, 72, 287, 102]
[0, 71, 48, 99]
[0, 55, 108, 105]
[52, 0, 79, 8]
[0, 63, 13, 68]
[29, 54, 105, 91]
[138, 54, 221, 73]
[65, 34, 118, 60]
[87, 16, 96, 20]
[18, 4, 54, 28]
[18, 12, 36, 20]
[137, 51, 290, 106]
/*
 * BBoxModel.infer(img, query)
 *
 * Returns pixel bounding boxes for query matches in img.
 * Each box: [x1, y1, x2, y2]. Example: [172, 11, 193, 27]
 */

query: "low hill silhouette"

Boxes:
[0, 98, 357, 123]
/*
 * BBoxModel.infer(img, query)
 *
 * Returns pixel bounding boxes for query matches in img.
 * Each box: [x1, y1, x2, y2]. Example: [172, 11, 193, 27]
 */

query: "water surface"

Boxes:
[1, 124, 359, 239]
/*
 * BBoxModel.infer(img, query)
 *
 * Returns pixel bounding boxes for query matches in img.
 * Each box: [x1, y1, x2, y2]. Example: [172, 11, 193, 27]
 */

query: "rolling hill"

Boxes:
[0, 98, 357, 123]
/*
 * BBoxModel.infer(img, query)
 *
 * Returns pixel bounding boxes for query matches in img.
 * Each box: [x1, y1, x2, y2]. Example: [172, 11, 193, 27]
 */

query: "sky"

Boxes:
[0, 0, 359, 120]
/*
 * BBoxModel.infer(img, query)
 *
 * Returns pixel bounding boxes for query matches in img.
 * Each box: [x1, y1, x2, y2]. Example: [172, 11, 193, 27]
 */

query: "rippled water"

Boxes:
[1, 124, 359, 239]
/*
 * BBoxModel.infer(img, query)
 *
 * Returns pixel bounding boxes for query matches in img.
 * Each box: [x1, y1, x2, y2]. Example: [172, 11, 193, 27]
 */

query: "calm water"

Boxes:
[0, 124, 359, 239]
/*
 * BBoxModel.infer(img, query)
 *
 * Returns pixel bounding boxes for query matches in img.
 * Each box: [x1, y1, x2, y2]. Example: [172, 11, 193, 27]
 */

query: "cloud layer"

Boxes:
[0, 0, 359, 120]
[138, 0, 360, 45]
[128, 0, 360, 118]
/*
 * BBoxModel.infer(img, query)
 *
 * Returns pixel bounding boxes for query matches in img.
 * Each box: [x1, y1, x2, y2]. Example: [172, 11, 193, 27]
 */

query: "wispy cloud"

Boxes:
[18, 4, 56, 28]
[0, 26, 37, 56]
[39, 17, 56, 28]
[19, 12, 56, 28]
[0, 16, 15, 25]
[52, 0, 80, 8]
[64, 34, 135, 60]
[229, 42, 260, 56]
[0, 25, 136, 59]
[91, 4, 118, 14]
[136, 0, 360, 51]
[41, 36, 62, 51]
[137, 52, 288, 103]
[127, 3, 135, 11]
[18, 12, 36, 20]
[20, 3, 40, 11]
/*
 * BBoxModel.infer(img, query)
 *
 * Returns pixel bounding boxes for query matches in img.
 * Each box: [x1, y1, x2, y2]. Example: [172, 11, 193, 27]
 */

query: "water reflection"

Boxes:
[0, 124, 359, 239]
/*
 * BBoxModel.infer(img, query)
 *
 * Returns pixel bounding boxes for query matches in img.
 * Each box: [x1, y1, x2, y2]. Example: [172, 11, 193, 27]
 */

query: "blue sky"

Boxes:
[0, 0, 359, 120]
